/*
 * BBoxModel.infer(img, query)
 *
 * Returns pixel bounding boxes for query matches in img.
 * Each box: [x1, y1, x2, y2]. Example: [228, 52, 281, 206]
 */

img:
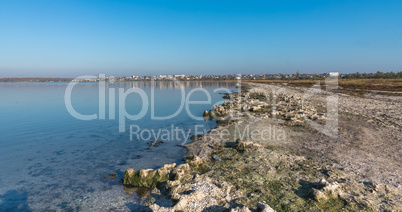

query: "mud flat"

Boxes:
[123, 82, 401, 211]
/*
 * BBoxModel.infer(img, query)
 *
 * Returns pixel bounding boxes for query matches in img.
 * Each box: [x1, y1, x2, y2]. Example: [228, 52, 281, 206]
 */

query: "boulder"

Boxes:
[231, 207, 251, 212]
[157, 163, 176, 182]
[250, 105, 262, 111]
[123, 163, 176, 188]
[174, 189, 206, 211]
[213, 154, 221, 161]
[150, 175, 240, 212]
[166, 180, 181, 188]
[322, 182, 340, 198]
[171, 163, 191, 181]
[184, 155, 208, 173]
[235, 139, 263, 152]
[257, 202, 276, 212]
[184, 155, 203, 167]
[310, 179, 341, 202]
[311, 188, 328, 202]
[242, 105, 250, 111]
[123, 168, 137, 186]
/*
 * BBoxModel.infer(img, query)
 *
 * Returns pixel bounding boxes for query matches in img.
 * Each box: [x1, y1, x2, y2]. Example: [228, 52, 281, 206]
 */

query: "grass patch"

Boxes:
[249, 91, 267, 100]
[206, 147, 374, 211]
[247, 79, 402, 96]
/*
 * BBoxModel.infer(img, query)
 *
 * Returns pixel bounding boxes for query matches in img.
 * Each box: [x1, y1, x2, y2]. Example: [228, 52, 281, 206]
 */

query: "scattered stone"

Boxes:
[171, 163, 191, 181]
[125, 83, 401, 211]
[150, 140, 164, 147]
[312, 188, 328, 202]
[235, 139, 263, 152]
[310, 179, 341, 202]
[190, 135, 203, 140]
[184, 155, 207, 172]
[123, 163, 176, 188]
[213, 154, 221, 161]
[231, 206, 251, 212]
[251, 105, 262, 111]
[322, 182, 340, 198]
[318, 178, 327, 187]
[150, 175, 241, 212]
[256, 202, 276, 212]
[166, 180, 181, 188]
[123, 156, 207, 189]
[143, 195, 156, 206]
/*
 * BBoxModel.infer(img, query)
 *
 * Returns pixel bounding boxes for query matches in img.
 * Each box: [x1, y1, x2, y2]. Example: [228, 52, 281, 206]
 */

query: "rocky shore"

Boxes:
[122, 82, 401, 211]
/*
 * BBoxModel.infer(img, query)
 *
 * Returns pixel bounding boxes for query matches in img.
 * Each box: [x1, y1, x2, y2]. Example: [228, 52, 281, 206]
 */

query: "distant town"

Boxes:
[0, 71, 401, 82]
[73, 72, 331, 82]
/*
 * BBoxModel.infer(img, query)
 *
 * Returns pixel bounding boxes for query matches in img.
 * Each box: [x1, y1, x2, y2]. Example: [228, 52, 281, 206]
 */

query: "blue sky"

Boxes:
[0, 0, 401, 77]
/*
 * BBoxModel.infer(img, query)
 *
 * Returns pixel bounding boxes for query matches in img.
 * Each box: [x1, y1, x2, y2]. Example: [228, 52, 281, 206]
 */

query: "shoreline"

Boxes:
[122, 82, 401, 211]
[0, 78, 239, 83]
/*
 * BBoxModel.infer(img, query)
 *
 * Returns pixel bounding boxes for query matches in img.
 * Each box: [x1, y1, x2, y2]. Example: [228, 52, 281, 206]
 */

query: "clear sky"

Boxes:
[0, 0, 401, 77]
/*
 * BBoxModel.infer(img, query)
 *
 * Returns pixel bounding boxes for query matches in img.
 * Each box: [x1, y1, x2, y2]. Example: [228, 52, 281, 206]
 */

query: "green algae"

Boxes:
[204, 146, 374, 211]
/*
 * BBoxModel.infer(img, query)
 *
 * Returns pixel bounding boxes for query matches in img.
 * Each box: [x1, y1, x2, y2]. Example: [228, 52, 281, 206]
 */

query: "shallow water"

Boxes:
[0, 81, 235, 211]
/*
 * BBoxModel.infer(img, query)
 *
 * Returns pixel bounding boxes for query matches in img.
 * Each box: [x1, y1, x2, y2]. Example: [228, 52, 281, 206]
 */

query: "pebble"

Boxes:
[213, 155, 221, 161]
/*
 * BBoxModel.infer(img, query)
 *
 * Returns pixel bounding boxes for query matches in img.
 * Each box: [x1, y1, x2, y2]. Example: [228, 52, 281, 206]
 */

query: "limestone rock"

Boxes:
[235, 139, 263, 152]
[149, 204, 173, 212]
[150, 175, 241, 212]
[174, 189, 206, 211]
[257, 202, 276, 212]
[157, 163, 176, 182]
[184, 155, 208, 173]
[185, 155, 203, 167]
[123, 163, 176, 188]
[166, 180, 181, 188]
[123, 168, 137, 186]
[251, 105, 262, 111]
[322, 182, 340, 198]
[312, 188, 328, 202]
[310, 179, 341, 202]
[171, 163, 192, 181]
[231, 206, 251, 212]
[213, 154, 221, 161]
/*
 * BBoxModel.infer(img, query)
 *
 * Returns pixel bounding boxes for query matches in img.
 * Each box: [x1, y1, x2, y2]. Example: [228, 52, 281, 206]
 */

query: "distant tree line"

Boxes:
[341, 71, 402, 79]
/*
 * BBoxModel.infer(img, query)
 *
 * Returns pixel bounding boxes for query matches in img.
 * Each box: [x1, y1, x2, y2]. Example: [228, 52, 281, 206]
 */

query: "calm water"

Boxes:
[0, 81, 235, 211]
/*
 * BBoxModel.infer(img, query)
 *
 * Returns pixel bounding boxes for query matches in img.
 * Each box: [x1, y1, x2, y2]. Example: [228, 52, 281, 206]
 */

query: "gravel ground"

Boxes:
[127, 82, 401, 211]
[180, 82, 401, 211]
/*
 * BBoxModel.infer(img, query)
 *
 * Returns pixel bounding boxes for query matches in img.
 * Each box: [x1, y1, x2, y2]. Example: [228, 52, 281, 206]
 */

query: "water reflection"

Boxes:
[0, 81, 237, 90]
[109, 81, 237, 90]
[0, 81, 236, 211]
